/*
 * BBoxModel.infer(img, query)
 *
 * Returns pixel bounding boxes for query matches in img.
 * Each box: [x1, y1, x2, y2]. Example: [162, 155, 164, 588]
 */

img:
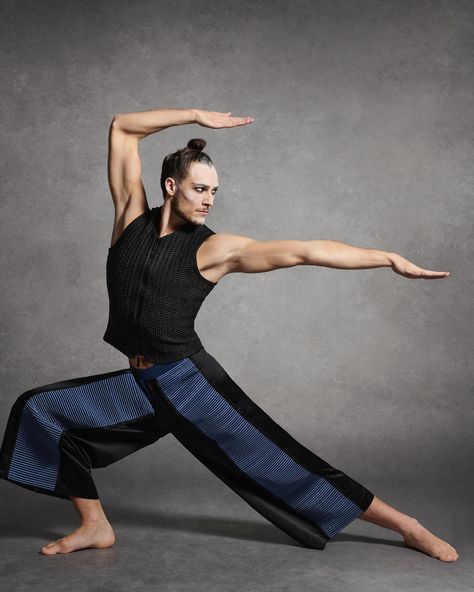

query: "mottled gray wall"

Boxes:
[1, 0, 472, 523]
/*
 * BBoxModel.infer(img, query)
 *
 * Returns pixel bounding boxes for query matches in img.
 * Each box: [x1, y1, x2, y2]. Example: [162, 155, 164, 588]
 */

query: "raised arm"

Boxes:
[204, 234, 450, 281]
[107, 107, 253, 248]
[107, 109, 196, 220]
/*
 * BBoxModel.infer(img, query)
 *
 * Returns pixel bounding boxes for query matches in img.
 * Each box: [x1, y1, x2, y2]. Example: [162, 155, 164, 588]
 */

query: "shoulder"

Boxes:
[196, 231, 258, 262]
[201, 231, 257, 249]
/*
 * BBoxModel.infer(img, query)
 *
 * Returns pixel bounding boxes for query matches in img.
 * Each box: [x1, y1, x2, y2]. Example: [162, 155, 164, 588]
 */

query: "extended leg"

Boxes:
[136, 349, 375, 550]
[136, 350, 459, 561]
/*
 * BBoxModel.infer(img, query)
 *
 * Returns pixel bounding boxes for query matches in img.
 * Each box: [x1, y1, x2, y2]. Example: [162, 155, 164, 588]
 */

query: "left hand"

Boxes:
[391, 254, 450, 279]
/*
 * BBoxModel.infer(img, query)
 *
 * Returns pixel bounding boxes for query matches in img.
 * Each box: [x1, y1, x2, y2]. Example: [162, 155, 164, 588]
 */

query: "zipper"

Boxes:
[134, 235, 156, 355]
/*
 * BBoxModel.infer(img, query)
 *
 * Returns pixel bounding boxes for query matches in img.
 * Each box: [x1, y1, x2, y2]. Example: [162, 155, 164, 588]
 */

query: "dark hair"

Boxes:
[160, 138, 214, 197]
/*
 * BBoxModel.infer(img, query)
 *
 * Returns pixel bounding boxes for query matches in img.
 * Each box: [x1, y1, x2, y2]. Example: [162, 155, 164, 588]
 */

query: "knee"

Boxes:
[11, 387, 43, 414]
[10, 387, 56, 431]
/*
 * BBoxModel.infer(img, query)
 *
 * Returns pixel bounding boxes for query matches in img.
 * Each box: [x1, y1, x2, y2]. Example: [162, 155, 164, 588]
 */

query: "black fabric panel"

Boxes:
[190, 348, 375, 513]
[55, 404, 177, 499]
[168, 404, 329, 549]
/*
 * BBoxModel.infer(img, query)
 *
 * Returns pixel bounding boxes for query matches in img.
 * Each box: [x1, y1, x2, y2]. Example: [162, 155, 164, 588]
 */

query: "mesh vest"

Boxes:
[103, 205, 217, 363]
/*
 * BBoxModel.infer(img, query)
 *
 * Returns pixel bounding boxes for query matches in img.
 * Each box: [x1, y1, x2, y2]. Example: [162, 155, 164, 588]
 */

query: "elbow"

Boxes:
[298, 240, 314, 265]
[111, 114, 124, 129]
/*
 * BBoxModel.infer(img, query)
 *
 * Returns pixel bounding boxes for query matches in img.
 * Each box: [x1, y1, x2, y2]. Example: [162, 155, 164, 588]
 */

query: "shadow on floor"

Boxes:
[1, 495, 403, 550]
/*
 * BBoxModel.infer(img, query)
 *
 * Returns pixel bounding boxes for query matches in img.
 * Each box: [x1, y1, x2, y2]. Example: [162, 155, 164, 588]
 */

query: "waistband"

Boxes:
[128, 358, 185, 380]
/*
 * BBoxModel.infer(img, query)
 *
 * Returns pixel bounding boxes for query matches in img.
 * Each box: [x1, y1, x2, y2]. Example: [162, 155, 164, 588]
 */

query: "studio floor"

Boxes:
[1, 475, 471, 592]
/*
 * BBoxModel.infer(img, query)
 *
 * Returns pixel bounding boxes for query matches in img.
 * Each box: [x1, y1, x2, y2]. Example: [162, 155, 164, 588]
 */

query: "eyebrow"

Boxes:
[193, 183, 219, 189]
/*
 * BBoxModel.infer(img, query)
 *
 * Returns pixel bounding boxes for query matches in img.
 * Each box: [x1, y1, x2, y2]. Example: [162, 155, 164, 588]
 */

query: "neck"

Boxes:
[157, 204, 193, 238]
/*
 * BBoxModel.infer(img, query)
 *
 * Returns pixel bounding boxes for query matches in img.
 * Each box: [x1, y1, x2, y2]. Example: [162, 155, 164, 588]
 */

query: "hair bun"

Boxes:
[187, 138, 206, 152]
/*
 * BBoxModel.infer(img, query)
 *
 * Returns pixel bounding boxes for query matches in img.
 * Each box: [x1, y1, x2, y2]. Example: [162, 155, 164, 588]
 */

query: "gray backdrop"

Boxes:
[1, 1, 472, 590]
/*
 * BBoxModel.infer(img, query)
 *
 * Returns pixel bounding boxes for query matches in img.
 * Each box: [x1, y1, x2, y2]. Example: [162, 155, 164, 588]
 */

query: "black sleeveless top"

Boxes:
[103, 205, 217, 363]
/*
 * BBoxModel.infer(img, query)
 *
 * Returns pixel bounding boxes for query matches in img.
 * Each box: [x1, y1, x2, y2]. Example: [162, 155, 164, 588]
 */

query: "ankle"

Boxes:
[80, 513, 108, 526]
[398, 516, 420, 536]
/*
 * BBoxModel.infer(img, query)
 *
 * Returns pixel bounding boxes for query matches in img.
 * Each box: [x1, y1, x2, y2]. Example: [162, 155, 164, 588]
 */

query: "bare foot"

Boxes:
[40, 519, 115, 555]
[402, 519, 459, 562]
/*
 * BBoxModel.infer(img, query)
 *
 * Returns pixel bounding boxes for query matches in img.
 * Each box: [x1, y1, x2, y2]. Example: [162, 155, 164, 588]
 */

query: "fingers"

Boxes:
[416, 270, 450, 279]
[215, 111, 254, 125]
[230, 116, 254, 126]
[423, 271, 450, 279]
[220, 115, 254, 126]
[395, 266, 450, 279]
[228, 117, 253, 127]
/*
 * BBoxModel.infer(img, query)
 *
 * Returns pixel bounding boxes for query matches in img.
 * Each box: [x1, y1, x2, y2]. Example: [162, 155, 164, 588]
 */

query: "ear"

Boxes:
[165, 177, 178, 196]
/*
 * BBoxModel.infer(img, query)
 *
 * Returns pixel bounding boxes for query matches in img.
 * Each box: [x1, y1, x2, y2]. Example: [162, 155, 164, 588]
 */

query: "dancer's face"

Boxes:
[166, 161, 219, 226]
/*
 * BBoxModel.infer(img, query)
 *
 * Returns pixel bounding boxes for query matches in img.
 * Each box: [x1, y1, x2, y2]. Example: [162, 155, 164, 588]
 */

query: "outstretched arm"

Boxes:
[300, 240, 450, 278]
[210, 235, 450, 280]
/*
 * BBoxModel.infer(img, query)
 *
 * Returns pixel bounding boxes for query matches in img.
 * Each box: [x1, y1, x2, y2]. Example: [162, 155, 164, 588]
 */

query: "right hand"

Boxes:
[193, 109, 254, 129]
[390, 253, 450, 279]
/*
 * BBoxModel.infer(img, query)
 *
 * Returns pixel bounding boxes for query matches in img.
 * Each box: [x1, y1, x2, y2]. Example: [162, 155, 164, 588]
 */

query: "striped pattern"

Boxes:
[8, 371, 154, 491]
[156, 358, 364, 539]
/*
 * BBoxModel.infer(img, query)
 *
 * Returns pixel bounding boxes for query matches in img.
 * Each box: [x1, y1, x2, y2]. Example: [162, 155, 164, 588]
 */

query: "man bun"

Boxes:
[187, 138, 207, 152]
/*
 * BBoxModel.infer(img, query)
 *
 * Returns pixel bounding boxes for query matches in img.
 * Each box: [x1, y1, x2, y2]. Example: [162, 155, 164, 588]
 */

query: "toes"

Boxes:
[440, 551, 458, 562]
[41, 538, 64, 554]
[41, 545, 57, 555]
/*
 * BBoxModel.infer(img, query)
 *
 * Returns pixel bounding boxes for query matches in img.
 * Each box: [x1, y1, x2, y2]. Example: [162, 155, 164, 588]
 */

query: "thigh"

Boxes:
[0, 367, 175, 495]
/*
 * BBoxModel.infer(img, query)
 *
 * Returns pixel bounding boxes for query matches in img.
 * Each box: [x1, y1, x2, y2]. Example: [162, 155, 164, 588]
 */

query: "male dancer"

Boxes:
[0, 107, 458, 562]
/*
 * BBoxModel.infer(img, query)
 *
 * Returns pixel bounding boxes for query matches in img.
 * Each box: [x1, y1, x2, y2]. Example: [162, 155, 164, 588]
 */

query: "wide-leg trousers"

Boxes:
[0, 346, 374, 549]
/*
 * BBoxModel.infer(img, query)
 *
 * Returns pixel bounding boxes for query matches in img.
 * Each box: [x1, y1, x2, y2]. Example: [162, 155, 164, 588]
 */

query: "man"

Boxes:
[0, 107, 458, 562]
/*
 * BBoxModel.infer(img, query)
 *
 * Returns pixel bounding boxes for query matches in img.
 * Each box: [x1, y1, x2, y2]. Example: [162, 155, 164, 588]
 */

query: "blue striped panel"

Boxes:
[8, 371, 154, 491]
[155, 358, 364, 539]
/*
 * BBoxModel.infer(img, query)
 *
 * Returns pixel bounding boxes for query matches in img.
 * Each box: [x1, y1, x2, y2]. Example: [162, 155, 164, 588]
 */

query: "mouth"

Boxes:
[197, 210, 209, 215]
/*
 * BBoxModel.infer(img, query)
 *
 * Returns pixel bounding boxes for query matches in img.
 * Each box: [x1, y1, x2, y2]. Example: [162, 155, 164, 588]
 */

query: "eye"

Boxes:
[195, 187, 203, 192]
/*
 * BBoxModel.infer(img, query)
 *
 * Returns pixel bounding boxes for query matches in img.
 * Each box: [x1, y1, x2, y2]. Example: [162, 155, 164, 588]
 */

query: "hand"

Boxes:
[390, 254, 450, 279]
[193, 109, 254, 129]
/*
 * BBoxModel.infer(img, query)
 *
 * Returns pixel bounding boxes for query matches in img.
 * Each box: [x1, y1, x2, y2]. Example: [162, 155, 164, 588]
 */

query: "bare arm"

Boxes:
[226, 237, 395, 272]
[112, 108, 197, 141]
[302, 240, 450, 278]
[302, 239, 395, 269]
[107, 109, 196, 211]
[205, 234, 450, 280]
[112, 107, 254, 140]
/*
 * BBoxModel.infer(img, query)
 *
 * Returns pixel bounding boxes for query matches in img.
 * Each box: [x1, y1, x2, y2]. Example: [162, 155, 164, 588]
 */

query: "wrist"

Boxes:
[189, 108, 198, 123]
[386, 252, 399, 267]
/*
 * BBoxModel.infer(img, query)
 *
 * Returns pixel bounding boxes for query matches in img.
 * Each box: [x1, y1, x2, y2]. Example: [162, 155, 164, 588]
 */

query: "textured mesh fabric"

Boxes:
[103, 206, 217, 363]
